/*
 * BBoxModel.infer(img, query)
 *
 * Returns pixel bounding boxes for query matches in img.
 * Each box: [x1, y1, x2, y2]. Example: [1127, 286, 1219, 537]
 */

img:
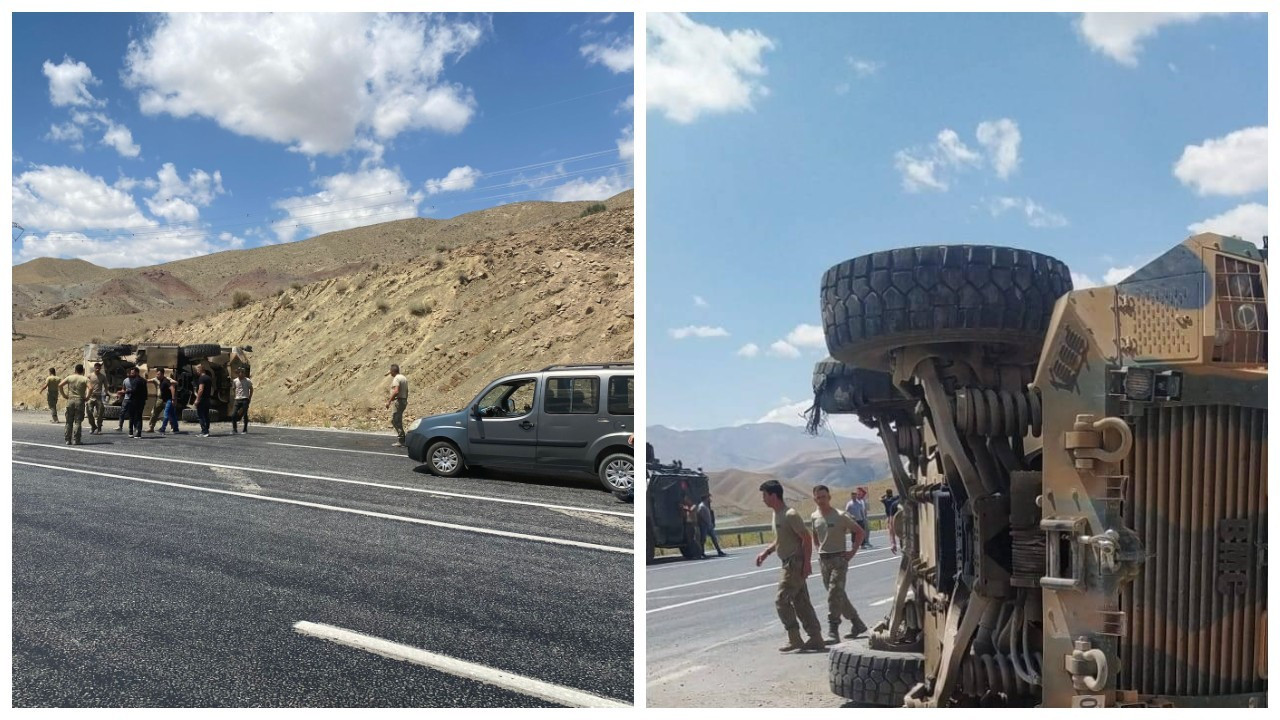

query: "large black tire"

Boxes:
[180, 344, 223, 361]
[821, 246, 1072, 370]
[828, 638, 925, 706]
[97, 344, 133, 358]
[102, 405, 123, 420]
[678, 523, 700, 560]
[181, 408, 198, 422]
[811, 358, 899, 413]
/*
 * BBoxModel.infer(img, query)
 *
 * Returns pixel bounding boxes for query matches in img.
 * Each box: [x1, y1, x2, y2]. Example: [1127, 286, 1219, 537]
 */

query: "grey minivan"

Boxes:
[405, 363, 634, 492]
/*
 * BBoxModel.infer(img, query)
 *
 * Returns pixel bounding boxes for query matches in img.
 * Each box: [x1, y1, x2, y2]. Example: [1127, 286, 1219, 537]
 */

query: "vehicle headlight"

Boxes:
[407, 418, 422, 433]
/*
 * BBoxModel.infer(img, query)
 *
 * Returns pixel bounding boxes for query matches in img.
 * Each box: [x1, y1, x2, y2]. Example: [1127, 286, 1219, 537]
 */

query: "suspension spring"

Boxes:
[958, 651, 1041, 699]
[954, 386, 1043, 438]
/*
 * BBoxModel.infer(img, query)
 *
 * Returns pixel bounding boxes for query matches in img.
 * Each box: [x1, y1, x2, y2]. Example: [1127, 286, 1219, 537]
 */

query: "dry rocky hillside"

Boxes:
[13, 192, 633, 430]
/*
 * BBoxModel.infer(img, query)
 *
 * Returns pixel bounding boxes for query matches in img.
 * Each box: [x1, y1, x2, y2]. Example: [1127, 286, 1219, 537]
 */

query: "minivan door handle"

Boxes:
[519, 421, 535, 430]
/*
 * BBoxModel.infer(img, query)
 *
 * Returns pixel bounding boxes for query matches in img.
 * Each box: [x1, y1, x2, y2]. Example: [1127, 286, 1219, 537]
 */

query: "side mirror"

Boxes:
[470, 405, 482, 418]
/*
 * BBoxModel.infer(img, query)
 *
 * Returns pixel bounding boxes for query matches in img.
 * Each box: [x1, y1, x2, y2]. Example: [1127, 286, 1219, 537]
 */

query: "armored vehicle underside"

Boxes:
[818, 236, 1266, 708]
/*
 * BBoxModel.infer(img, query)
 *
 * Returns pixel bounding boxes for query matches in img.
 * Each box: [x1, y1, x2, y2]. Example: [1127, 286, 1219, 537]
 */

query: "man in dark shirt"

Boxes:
[194, 364, 213, 437]
[121, 367, 147, 438]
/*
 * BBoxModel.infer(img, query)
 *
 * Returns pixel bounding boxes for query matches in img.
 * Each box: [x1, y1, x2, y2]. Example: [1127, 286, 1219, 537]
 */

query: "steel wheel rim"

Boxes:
[432, 446, 459, 473]
[605, 458, 633, 491]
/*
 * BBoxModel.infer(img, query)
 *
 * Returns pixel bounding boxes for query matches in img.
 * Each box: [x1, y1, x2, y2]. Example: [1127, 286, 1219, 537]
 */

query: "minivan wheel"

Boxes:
[598, 452, 634, 493]
[426, 441, 464, 477]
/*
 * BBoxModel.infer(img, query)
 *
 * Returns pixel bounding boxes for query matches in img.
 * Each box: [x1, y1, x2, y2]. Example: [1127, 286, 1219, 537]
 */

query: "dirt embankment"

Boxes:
[12, 197, 634, 430]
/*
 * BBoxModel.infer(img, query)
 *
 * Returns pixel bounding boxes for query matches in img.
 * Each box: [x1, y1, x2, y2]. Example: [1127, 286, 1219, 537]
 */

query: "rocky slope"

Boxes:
[12, 193, 633, 430]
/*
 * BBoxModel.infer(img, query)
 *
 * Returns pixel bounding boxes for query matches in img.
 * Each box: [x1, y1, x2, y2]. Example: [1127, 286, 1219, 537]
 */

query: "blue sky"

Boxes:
[12, 12, 633, 268]
[646, 12, 1267, 437]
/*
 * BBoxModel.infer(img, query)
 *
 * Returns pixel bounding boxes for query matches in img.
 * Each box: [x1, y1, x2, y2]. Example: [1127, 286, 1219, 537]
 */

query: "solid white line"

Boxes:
[645, 556, 900, 614]
[13, 460, 631, 555]
[12, 440, 632, 519]
[646, 664, 707, 688]
[646, 547, 890, 592]
[292, 621, 630, 708]
[268, 441, 403, 457]
[871, 596, 896, 607]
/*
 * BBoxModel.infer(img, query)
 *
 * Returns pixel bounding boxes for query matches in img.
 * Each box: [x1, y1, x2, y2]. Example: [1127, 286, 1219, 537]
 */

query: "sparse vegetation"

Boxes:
[457, 272, 469, 284]
[580, 203, 607, 217]
[335, 281, 349, 294]
[409, 301, 431, 317]
[176, 319, 184, 326]
[231, 291, 252, 309]
[376, 300, 390, 313]
[291, 282, 303, 291]
[603, 271, 618, 285]
[274, 288, 285, 297]
[251, 407, 275, 425]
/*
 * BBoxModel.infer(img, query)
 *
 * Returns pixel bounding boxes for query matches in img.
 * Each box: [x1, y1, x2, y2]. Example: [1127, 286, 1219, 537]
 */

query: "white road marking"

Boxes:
[267, 441, 403, 457]
[646, 556, 900, 614]
[646, 664, 707, 688]
[646, 547, 890, 592]
[871, 596, 896, 607]
[12, 440, 632, 518]
[292, 621, 630, 708]
[13, 460, 631, 555]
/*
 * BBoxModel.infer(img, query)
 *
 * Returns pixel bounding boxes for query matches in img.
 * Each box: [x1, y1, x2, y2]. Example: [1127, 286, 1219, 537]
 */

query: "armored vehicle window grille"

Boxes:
[1213, 255, 1266, 364]
[544, 377, 599, 414]
[607, 375, 634, 416]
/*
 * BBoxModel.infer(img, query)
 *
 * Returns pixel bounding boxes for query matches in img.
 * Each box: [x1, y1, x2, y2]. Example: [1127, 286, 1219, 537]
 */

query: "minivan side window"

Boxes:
[607, 375, 633, 416]
[544, 377, 599, 414]
[476, 378, 537, 418]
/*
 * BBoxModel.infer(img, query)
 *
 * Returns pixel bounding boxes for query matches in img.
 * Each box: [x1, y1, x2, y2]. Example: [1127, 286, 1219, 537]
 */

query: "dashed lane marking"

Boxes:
[13, 460, 631, 555]
[292, 621, 631, 708]
[267, 441, 403, 457]
[646, 547, 890, 592]
[871, 596, 896, 607]
[646, 556, 900, 614]
[12, 440, 632, 518]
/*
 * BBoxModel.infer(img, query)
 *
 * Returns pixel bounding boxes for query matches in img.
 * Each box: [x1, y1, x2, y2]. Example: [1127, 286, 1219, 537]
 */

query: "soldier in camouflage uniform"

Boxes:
[810, 484, 869, 642]
[756, 479, 825, 652]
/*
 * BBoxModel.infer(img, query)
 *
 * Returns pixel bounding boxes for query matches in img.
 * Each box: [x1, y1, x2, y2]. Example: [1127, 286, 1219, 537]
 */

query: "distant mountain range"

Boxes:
[647, 423, 893, 525]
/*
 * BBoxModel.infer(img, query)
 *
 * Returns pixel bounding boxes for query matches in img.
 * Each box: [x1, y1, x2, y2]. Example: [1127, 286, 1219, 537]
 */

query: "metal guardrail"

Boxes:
[718, 513, 887, 537]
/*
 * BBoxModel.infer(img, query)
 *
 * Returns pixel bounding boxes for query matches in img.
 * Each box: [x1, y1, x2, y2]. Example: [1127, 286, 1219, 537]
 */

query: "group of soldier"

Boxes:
[42, 362, 253, 445]
[757, 481, 904, 653]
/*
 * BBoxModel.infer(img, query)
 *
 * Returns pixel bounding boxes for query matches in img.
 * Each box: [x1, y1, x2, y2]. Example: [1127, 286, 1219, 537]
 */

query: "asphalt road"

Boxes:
[12, 411, 634, 708]
[646, 529, 900, 708]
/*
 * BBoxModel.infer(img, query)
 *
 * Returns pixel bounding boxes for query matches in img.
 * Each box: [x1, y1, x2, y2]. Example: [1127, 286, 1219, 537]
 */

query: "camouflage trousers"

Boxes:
[819, 553, 865, 628]
[64, 400, 85, 445]
[48, 391, 59, 421]
[86, 397, 103, 432]
[391, 397, 408, 443]
[775, 555, 822, 638]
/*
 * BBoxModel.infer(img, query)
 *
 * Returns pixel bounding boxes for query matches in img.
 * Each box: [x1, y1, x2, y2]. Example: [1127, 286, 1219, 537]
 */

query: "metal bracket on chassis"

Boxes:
[908, 584, 995, 707]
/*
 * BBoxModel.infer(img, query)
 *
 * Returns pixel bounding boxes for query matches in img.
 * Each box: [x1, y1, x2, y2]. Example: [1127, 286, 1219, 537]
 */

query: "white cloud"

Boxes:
[894, 151, 948, 192]
[648, 12, 774, 124]
[218, 231, 246, 249]
[14, 228, 242, 268]
[768, 339, 801, 358]
[1103, 266, 1137, 285]
[1076, 13, 1214, 66]
[736, 342, 759, 358]
[42, 57, 101, 107]
[101, 120, 141, 158]
[13, 165, 154, 231]
[581, 37, 634, 73]
[670, 325, 730, 340]
[145, 163, 225, 222]
[976, 118, 1021, 179]
[272, 167, 422, 243]
[1188, 203, 1268, 242]
[124, 13, 484, 155]
[784, 323, 826, 349]
[617, 124, 634, 161]
[1173, 126, 1267, 196]
[1071, 271, 1099, 289]
[757, 399, 878, 440]
[425, 165, 482, 195]
[693, 295, 708, 308]
[936, 129, 981, 167]
[895, 128, 979, 193]
[46, 122, 84, 145]
[986, 196, 1068, 228]
[848, 57, 883, 78]
[547, 172, 631, 202]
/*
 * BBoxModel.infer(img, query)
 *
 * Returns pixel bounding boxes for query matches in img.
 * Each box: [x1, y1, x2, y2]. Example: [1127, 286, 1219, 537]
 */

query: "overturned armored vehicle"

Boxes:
[817, 235, 1266, 708]
[84, 342, 253, 423]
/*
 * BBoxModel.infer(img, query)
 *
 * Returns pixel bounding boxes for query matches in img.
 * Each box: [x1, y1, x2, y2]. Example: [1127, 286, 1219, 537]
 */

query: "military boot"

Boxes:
[778, 629, 805, 652]
[844, 618, 868, 639]
[826, 622, 841, 644]
[802, 635, 828, 651]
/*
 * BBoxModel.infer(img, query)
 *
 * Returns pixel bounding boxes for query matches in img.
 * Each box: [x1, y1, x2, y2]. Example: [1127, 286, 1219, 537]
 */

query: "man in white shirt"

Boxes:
[231, 367, 254, 434]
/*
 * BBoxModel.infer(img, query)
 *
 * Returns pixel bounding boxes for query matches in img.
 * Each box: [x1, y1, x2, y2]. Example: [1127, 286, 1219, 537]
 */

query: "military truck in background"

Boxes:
[83, 342, 253, 423]
[814, 234, 1266, 707]
[646, 446, 710, 562]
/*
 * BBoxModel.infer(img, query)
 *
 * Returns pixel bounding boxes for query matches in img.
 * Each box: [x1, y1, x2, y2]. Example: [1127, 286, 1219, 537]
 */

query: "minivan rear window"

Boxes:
[544, 377, 599, 414]
[607, 375, 633, 415]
